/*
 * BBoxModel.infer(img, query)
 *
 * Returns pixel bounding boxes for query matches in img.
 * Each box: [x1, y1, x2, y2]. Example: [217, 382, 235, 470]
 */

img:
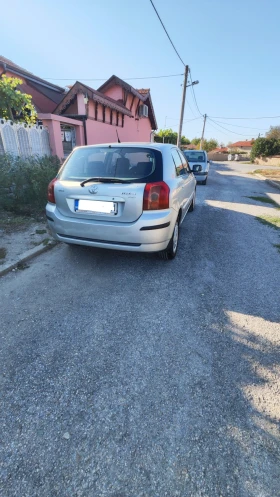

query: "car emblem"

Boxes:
[88, 186, 98, 194]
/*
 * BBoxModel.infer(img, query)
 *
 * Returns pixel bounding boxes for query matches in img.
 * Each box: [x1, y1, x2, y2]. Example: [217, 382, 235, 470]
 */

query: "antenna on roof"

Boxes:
[116, 129, 121, 143]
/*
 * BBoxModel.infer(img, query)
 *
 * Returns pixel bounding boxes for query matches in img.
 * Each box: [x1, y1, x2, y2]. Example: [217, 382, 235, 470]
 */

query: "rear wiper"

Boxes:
[80, 177, 131, 187]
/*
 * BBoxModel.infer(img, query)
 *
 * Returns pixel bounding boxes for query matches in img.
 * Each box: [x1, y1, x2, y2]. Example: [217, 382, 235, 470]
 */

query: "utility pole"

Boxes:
[200, 114, 207, 150]
[177, 65, 189, 148]
[163, 116, 167, 144]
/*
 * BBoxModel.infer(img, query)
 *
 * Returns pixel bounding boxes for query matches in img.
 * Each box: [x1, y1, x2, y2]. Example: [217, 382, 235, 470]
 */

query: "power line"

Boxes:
[165, 116, 202, 123]
[212, 119, 269, 131]
[208, 118, 259, 137]
[189, 69, 203, 116]
[186, 95, 201, 119]
[43, 73, 184, 82]
[208, 114, 280, 120]
[149, 0, 185, 66]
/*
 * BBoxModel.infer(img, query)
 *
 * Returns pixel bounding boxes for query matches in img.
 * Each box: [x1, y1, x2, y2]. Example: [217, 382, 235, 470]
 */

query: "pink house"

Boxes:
[38, 76, 158, 160]
[0, 57, 157, 161]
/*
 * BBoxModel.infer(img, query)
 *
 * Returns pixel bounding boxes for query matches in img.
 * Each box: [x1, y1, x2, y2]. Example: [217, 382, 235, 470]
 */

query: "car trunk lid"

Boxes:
[54, 180, 145, 223]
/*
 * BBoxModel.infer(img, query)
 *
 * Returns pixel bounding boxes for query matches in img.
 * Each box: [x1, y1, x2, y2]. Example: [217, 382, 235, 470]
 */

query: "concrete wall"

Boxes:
[208, 153, 229, 162]
[254, 156, 280, 166]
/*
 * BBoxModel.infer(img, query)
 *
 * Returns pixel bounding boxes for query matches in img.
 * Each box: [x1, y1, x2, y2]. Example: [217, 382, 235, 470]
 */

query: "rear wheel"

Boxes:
[159, 219, 179, 260]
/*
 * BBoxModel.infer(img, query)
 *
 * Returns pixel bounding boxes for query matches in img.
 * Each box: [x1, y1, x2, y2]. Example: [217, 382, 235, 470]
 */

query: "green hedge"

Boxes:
[0, 154, 60, 214]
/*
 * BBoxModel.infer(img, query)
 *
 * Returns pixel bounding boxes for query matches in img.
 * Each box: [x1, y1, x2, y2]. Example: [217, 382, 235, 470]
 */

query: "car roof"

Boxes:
[184, 149, 207, 153]
[74, 142, 177, 152]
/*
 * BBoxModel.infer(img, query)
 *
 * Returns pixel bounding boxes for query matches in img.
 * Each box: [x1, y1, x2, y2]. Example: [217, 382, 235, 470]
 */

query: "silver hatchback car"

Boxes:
[46, 143, 196, 259]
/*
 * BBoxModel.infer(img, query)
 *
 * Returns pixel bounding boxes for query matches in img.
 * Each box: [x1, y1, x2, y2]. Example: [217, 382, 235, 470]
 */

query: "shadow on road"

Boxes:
[0, 164, 279, 496]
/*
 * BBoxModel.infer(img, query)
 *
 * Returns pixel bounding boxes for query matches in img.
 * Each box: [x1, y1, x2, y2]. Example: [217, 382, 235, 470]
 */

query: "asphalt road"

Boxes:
[0, 162, 280, 497]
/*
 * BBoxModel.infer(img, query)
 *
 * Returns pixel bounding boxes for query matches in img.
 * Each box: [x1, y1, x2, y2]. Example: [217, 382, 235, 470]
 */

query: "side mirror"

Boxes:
[207, 160, 210, 164]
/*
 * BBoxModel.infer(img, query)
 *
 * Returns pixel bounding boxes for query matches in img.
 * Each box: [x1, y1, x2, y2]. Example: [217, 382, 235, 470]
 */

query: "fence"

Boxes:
[207, 152, 229, 162]
[0, 119, 51, 157]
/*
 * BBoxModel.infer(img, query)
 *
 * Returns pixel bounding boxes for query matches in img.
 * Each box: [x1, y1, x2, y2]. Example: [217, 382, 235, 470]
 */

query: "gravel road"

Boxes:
[0, 162, 279, 497]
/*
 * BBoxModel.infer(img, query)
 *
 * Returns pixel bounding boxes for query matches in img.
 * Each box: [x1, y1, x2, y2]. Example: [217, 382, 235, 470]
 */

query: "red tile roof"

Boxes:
[212, 147, 229, 153]
[229, 141, 254, 147]
[0, 55, 29, 72]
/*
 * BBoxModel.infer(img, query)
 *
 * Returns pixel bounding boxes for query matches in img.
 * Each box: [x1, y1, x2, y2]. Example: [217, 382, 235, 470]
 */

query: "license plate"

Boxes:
[75, 199, 117, 214]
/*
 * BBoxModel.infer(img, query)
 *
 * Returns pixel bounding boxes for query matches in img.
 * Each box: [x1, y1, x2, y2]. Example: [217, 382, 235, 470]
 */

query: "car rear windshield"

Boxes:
[183, 151, 206, 163]
[58, 146, 163, 183]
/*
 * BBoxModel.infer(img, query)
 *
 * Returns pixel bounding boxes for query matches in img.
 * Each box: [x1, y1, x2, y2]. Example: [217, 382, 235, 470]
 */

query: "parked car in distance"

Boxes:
[46, 143, 196, 260]
[182, 150, 209, 184]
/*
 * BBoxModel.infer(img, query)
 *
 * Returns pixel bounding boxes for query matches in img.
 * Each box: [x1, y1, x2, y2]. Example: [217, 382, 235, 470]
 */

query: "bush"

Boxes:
[251, 137, 280, 161]
[0, 154, 60, 214]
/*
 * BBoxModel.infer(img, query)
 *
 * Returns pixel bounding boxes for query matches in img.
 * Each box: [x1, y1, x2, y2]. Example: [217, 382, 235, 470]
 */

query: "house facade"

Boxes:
[228, 140, 254, 154]
[40, 76, 157, 159]
[0, 57, 158, 160]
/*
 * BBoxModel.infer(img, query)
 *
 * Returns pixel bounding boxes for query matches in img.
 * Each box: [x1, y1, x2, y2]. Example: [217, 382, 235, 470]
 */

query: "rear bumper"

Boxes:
[194, 171, 208, 182]
[46, 203, 176, 252]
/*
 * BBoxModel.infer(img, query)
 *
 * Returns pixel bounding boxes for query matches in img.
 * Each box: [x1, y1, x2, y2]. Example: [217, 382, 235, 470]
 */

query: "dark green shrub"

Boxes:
[0, 154, 60, 214]
[250, 138, 280, 161]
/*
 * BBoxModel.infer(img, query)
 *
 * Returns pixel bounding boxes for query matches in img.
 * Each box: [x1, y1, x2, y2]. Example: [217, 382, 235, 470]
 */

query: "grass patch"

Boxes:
[255, 215, 280, 230]
[0, 213, 32, 232]
[247, 196, 280, 208]
[35, 229, 47, 235]
[253, 169, 280, 178]
[16, 262, 29, 270]
[273, 244, 280, 253]
[0, 247, 7, 259]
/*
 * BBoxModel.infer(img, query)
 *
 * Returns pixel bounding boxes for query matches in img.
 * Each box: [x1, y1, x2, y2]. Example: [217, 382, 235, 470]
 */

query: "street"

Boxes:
[0, 162, 279, 497]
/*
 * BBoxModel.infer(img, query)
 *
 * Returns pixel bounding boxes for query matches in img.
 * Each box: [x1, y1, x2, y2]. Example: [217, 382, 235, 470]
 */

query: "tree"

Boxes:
[0, 75, 37, 124]
[191, 137, 200, 145]
[250, 137, 280, 161]
[266, 126, 280, 140]
[181, 136, 190, 145]
[202, 139, 218, 152]
[154, 129, 190, 145]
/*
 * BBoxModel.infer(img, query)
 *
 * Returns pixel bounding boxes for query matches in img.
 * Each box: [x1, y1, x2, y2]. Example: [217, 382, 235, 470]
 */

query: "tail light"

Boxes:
[47, 178, 57, 204]
[143, 181, 170, 210]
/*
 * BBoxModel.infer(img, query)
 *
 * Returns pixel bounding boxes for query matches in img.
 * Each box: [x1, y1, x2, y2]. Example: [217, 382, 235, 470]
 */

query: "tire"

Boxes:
[159, 219, 179, 260]
[201, 177, 207, 185]
[189, 189, 196, 212]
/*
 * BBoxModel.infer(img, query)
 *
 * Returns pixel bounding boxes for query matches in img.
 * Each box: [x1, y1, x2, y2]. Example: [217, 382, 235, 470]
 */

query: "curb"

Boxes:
[0, 241, 57, 278]
[254, 172, 280, 192]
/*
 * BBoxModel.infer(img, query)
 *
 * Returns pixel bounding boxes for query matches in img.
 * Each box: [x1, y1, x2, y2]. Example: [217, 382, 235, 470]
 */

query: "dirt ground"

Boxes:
[0, 211, 53, 268]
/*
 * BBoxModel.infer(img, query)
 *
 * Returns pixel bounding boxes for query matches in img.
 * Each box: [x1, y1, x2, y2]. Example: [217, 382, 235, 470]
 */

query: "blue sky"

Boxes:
[2, 0, 280, 144]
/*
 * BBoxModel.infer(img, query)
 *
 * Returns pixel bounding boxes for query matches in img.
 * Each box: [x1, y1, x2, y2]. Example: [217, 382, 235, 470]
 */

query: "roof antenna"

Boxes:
[116, 129, 121, 143]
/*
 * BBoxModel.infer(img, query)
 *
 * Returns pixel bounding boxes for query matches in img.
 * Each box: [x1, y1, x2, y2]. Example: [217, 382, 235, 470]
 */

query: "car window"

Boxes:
[171, 149, 185, 176]
[184, 151, 206, 163]
[178, 150, 190, 173]
[59, 146, 163, 183]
